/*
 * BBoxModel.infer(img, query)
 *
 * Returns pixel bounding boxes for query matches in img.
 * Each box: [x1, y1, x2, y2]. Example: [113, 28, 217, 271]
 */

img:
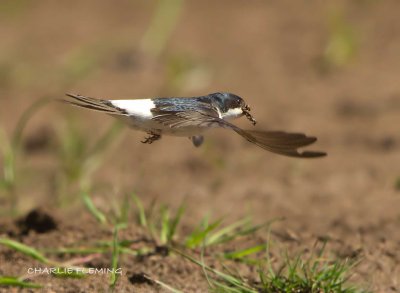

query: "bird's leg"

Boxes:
[141, 132, 161, 144]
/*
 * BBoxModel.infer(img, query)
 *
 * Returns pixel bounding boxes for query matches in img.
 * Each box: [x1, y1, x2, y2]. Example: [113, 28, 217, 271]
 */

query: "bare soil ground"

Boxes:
[1, 0, 400, 292]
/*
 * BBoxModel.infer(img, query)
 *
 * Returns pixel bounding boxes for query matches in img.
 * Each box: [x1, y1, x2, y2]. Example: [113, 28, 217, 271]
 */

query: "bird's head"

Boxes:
[211, 92, 256, 125]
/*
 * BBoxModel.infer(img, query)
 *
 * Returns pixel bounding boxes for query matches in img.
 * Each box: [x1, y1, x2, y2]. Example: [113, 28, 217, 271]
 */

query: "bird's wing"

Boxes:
[151, 100, 222, 128]
[223, 121, 326, 158]
[237, 130, 326, 157]
[63, 94, 129, 115]
[153, 109, 326, 158]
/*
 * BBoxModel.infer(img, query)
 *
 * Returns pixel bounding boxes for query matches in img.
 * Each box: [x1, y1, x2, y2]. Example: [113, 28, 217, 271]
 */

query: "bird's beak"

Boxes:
[242, 104, 257, 125]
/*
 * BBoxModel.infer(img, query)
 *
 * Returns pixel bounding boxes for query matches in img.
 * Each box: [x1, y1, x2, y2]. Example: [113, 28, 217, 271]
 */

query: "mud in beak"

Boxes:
[242, 104, 257, 125]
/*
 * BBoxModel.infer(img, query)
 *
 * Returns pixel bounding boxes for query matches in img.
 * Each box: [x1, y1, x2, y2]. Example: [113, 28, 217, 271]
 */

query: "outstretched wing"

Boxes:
[152, 111, 222, 128]
[152, 107, 326, 158]
[235, 129, 326, 157]
[151, 98, 222, 129]
[225, 122, 326, 158]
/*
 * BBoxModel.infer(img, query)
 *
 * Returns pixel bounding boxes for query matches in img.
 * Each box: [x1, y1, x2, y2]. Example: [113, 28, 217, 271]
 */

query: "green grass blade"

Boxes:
[0, 238, 50, 264]
[167, 204, 185, 243]
[210, 280, 245, 293]
[200, 247, 213, 289]
[160, 206, 170, 244]
[257, 265, 268, 288]
[223, 244, 267, 260]
[119, 246, 152, 256]
[310, 239, 327, 274]
[121, 194, 130, 225]
[132, 194, 147, 227]
[12, 97, 52, 149]
[109, 226, 121, 288]
[185, 219, 222, 248]
[172, 248, 255, 292]
[264, 225, 276, 280]
[206, 218, 250, 245]
[213, 223, 268, 247]
[0, 128, 15, 191]
[0, 276, 42, 288]
[44, 247, 107, 255]
[82, 192, 107, 224]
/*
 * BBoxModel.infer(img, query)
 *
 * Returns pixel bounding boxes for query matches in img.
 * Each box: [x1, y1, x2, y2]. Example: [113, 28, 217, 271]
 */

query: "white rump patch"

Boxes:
[110, 99, 155, 118]
[221, 107, 243, 120]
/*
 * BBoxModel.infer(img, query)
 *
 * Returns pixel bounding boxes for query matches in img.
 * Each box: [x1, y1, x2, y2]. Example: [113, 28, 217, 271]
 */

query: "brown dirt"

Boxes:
[1, 0, 400, 292]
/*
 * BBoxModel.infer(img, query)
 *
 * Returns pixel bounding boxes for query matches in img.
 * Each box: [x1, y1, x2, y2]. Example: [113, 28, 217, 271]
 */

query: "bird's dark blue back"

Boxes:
[152, 95, 213, 113]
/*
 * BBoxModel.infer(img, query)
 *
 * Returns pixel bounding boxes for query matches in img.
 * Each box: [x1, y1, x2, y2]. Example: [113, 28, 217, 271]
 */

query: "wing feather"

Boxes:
[151, 107, 326, 158]
[151, 100, 221, 129]
[229, 126, 326, 158]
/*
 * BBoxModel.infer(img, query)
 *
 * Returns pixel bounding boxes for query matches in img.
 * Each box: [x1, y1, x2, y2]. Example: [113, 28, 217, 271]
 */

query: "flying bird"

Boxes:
[63, 92, 326, 158]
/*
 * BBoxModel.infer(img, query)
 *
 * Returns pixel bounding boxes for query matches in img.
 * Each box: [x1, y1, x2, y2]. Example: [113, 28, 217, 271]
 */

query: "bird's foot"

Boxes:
[141, 132, 161, 144]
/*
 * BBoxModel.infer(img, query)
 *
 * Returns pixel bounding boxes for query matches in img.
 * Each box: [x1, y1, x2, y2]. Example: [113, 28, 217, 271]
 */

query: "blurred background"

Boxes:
[1, 0, 400, 289]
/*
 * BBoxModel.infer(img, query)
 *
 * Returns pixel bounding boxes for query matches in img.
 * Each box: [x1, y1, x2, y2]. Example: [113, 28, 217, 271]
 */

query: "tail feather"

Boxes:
[63, 94, 127, 115]
[231, 128, 326, 158]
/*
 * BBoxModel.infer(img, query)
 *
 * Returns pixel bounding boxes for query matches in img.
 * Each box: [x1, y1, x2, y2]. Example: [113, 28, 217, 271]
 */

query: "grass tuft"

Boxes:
[185, 217, 275, 249]
[132, 196, 185, 246]
[174, 238, 364, 293]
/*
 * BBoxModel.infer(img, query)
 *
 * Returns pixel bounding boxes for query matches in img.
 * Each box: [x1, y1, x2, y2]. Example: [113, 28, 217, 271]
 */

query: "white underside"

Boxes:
[221, 107, 243, 120]
[110, 99, 154, 119]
